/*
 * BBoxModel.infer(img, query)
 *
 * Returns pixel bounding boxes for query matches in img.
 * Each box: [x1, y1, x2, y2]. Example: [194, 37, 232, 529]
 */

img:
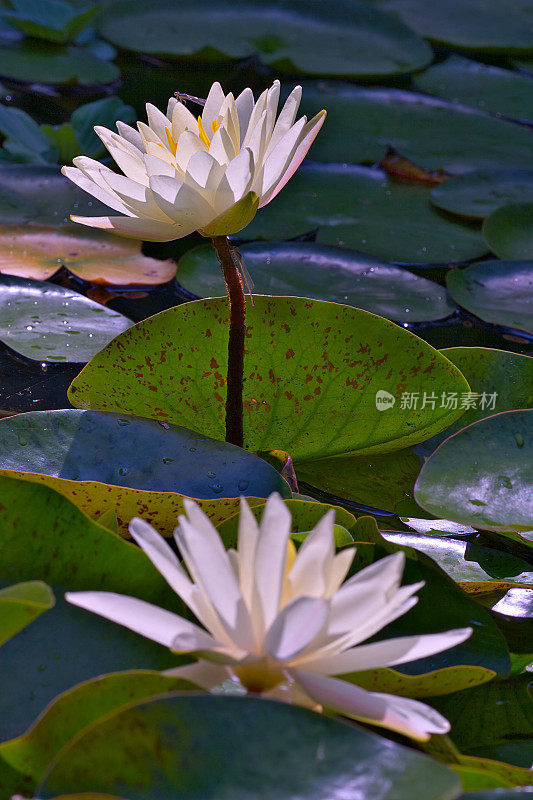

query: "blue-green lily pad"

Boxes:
[431, 169, 533, 221]
[483, 203, 533, 260]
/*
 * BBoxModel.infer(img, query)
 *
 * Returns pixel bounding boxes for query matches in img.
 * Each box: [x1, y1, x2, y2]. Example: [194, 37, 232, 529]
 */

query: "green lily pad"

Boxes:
[37, 695, 460, 800]
[0, 410, 289, 499]
[67, 296, 469, 460]
[98, 0, 432, 77]
[366, 0, 533, 54]
[0, 165, 109, 226]
[431, 170, 533, 221]
[0, 274, 133, 362]
[483, 203, 533, 259]
[0, 40, 119, 85]
[244, 164, 488, 264]
[0, 474, 183, 740]
[0, 670, 194, 798]
[446, 261, 533, 334]
[0, 581, 54, 647]
[414, 56, 533, 122]
[3, 0, 98, 45]
[381, 533, 533, 585]
[298, 84, 533, 174]
[178, 242, 456, 322]
[414, 410, 533, 533]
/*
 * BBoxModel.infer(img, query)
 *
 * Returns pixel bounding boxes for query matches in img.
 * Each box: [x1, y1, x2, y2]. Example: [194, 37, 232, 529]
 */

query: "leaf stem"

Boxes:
[211, 235, 245, 448]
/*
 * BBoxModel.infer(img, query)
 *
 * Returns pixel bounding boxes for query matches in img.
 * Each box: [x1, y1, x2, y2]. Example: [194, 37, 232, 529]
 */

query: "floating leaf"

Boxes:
[0, 274, 133, 362]
[446, 262, 533, 334]
[414, 410, 533, 534]
[0, 224, 177, 285]
[178, 242, 456, 322]
[299, 84, 533, 173]
[67, 296, 470, 460]
[0, 40, 119, 85]
[345, 665, 495, 699]
[243, 164, 488, 264]
[0, 410, 289, 500]
[36, 694, 461, 800]
[483, 203, 533, 260]
[415, 56, 533, 122]
[431, 169, 533, 221]
[366, 0, 533, 54]
[98, 0, 432, 77]
[0, 581, 54, 647]
[3, 0, 98, 44]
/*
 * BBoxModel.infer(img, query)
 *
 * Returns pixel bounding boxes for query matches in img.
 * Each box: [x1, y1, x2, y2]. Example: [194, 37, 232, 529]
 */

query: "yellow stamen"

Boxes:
[197, 116, 211, 148]
[212, 118, 219, 135]
[165, 127, 177, 156]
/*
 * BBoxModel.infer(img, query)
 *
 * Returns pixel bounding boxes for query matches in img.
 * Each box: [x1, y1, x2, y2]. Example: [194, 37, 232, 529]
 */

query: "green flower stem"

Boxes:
[211, 235, 245, 448]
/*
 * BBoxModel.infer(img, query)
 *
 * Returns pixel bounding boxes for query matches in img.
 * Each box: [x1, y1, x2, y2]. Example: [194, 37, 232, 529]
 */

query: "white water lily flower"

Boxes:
[61, 80, 326, 241]
[66, 494, 471, 740]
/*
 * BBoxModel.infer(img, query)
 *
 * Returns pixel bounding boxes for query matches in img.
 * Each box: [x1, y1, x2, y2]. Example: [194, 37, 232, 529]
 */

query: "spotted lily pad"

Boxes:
[177, 242, 456, 322]
[298, 84, 533, 173]
[0, 274, 134, 362]
[414, 410, 533, 534]
[414, 56, 533, 122]
[0, 409, 289, 499]
[0, 165, 109, 226]
[446, 261, 533, 334]
[244, 164, 488, 264]
[98, 0, 432, 77]
[67, 296, 470, 461]
[430, 169, 533, 220]
[483, 203, 533, 260]
[0, 225, 176, 285]
[366, 0, 533, 54]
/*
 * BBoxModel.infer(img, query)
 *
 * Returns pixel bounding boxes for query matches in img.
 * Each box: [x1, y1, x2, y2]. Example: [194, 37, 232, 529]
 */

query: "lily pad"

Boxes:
[430, 169, 533, 221]
[414, 410, 533, 533]
[98, 0, 432, 77]
[298, 84, 533, 174]
[381, 532, 533, 585]
[483, 203, 533, 260]
[37, 694, 461, 800]
[0, 409, 289, 499]
[0, 274, 133, 362]
[0, 165, 110, 226]
[0, 40, 119, 85]
[414, 56, 533, 122]
[0, 225, 177, 285]
[67, 296, 470, 460]
[366, 0, 533, 54]
[244, 164, 488, 264]
[178, 242, 456, 322]
[0, 581, 54, 647]
[446, 261, 533, 334]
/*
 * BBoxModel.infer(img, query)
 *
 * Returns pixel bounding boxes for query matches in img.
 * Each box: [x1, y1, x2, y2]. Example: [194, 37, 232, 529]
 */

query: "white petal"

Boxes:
[251, 493, 292, 632]
[264, 596, 329, 661]
[94, 126, 149, 185]
[209, 126, 236, 166]
[102, 171, 174, 222]
[286, 509, 335, 599]
[202, 81, 226, 133]
[65, 591, 215, 650]
[326, 548, 357, 596]
[235, 87, 254, 145]
[259, 109, 326, 207]
[164, 659, 232, 689]
[61, 165, 132, 216]
[218, 93, 240, 152]
[182, 497, 227, 556]
[264, 79, 281, 140]
[299, 628, 473, 675]
[149, 175, 214, 230]
[172, 100, 198, 141]
[291, 670, 451, 740]
[144, 140, 176, 166]
[167, 96, 178, 118]
[246, 110, 271, 172]
[69, 214, 182, 242]
[176, 518, 254, 650]
[116, 121, 144, 151]
[242, 86, 269, 147]
[265, 85, 302, 158]
[138, 120, 165, 147]
[146, 102, 173, 142]
[237, 497, 260, 609]
[256, 116, 306, 200]
[214, 148, 254, 212]
[143, 153, 176, 178]
[175, 130, 207, 173]
[185, 150, 225, 195]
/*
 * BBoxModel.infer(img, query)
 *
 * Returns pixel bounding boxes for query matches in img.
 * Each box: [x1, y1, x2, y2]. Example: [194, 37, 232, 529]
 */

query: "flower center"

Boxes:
[232, 657, 286, 693]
